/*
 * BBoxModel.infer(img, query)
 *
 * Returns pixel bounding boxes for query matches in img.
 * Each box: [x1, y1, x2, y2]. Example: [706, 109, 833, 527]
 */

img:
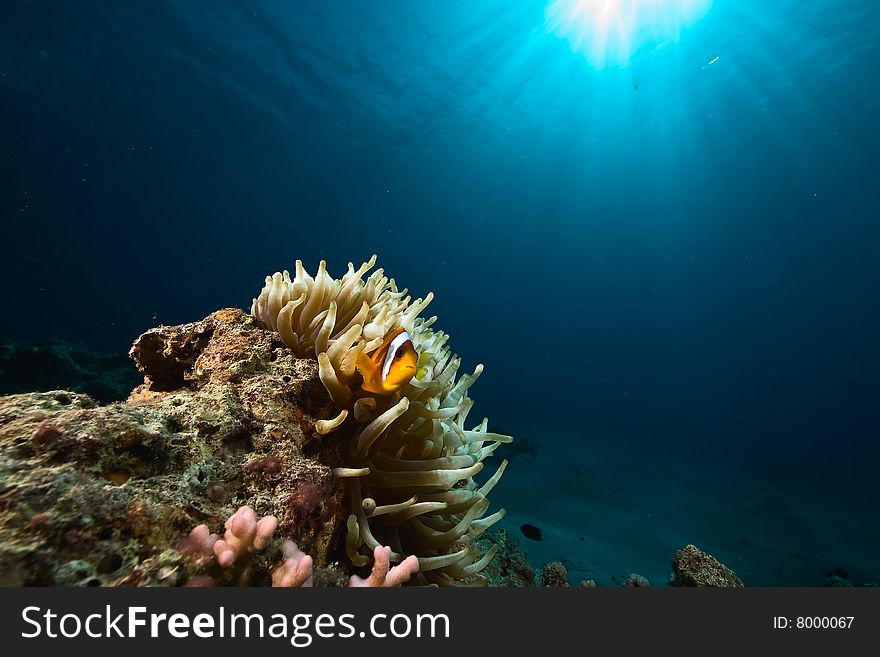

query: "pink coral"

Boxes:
[271, 541, 314, 587]
[349, 546, 420, 587]
[183, 507, 419, 587]
[178, 524, 219, 561]
[273, 544, 419, 588]
[210, 506, 278, 567]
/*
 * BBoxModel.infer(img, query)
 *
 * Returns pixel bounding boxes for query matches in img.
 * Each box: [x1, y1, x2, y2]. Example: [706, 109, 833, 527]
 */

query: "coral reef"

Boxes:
[272, 541, 314, 587]
[271, 542, 419, 588]
[251, 257, 510, 585]
[478, 528, 535, 587]
[349, 546, 419, 587]
[824, 568, 852, 587]
[0, 309, 356, 585]
[670, 544, 744, 587]
[183, 506, 418, 588]
[540, 562, 570, 587]
[206, 506, 278, 567]
[0, 337, 140, 403]
[0, 282, 510, 587]
[620, 572, 650, 587]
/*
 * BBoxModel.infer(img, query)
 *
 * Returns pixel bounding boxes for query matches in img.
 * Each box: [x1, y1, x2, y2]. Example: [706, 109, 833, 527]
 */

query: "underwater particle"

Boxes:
[520, 523, 543, 541]
[541, 562, 569, 587]
[633, 83, 639, 90]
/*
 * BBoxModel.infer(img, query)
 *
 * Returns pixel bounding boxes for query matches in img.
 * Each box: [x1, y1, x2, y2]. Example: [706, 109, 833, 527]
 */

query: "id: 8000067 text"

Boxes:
[773, 616, 854, 629]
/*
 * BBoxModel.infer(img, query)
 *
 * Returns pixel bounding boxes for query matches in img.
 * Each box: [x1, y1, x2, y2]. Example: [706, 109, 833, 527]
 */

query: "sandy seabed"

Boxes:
[492, 426, 877, 587]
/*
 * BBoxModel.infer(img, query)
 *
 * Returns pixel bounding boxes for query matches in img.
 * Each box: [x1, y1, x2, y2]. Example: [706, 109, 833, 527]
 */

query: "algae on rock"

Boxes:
[0, 309, 351, 586]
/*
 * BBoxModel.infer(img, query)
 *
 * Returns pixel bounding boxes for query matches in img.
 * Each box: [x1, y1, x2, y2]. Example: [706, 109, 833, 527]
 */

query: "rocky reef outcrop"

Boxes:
[0, 337, 140, 403]
[670, 544, 744, 587]
[0, 309, 364, 586]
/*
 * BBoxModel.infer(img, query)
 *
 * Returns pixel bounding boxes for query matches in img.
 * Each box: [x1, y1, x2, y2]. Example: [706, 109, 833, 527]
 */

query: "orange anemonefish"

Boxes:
[356, 326, 418, 394]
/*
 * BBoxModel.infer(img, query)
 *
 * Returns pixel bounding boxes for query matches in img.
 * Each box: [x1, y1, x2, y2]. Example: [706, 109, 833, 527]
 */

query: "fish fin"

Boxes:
[355, 350, 372, 378]
[356, 350, 381, 393]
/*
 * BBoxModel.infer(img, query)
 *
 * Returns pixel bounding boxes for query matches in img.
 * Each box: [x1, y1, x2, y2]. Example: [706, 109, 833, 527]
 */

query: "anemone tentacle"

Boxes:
[252, 256, 510, 585]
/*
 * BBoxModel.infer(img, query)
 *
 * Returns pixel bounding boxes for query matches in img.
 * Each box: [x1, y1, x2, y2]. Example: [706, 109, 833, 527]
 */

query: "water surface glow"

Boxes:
[545, 0, 713, 68]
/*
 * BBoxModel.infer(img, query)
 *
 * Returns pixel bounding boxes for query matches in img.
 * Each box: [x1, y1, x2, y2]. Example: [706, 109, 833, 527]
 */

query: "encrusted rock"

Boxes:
[541, 561, 570, 587]
[670, 544, 744, 587]
[622, 572, 650, 587]
[0, 337, 141, 403]
[0, 309, 351, 586]
[479, 528, 536, 587]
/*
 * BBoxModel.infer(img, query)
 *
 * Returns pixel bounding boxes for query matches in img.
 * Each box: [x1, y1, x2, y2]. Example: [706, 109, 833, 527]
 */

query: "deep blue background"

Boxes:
[2, 1, 878, 498]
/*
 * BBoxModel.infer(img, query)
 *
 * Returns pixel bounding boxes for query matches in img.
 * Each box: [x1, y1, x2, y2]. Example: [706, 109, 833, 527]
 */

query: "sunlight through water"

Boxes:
[545, 0, 713, 68]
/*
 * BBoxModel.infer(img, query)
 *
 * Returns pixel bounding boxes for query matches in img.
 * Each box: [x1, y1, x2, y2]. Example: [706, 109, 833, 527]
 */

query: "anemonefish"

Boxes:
[356, 326, 418, 394]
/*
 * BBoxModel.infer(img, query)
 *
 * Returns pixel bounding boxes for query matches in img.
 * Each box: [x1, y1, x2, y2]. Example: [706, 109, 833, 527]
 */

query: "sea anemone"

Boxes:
[251, 256, 509, 585]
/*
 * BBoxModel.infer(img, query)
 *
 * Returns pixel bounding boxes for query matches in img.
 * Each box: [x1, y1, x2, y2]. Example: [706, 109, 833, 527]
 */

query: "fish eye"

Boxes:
[394, 349, 404, 360]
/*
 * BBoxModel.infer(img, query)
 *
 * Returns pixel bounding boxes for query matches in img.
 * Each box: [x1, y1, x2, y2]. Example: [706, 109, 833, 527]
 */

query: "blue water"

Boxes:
[2, 1, 878, 584]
